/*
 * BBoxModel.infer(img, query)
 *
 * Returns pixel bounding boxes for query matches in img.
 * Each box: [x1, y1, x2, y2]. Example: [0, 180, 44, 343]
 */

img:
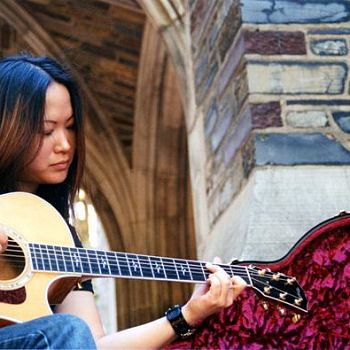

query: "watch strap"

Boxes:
[165, 304, 196, 338]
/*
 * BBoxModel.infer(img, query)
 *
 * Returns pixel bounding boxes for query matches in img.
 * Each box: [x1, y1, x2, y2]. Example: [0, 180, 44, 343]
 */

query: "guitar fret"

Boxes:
[113, 252, 121, 275]
[162, 258, 178, 281]
[78, 249, 92, 274]
[137, 255, 153, 279]
[106, 252, 120, 276]
[103, 251, 112, 275]
[40, 245, 51, 271]
[86, 250, 100, 274]
[70, 247, 83, 273]
[189, 261, 206, 282]
[244, 266, 252, 285]
[126, 254, 142, 277]
[94, 251, 102, 274]
[147, 256, 155, 278]
[186, 260, 193, 280]
[136, 255, 143, 277]
[50, 246, 59, 271]
[223, 265, 233, 277]
[62, 247, 73, 272]
[116, 253, 131, 276]
[174, 259, 192, 281]
[29, 243, 39, 270]
[56, 246, 67, 272]
[96, 250, 110, 275]
[45, 245, 57, 271]
[85, 248, 93, 273]
[149, 256, 165, 279]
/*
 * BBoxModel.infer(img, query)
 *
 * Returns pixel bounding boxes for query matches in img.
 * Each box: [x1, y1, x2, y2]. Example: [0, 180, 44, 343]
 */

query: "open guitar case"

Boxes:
[165, 213, 350, 349]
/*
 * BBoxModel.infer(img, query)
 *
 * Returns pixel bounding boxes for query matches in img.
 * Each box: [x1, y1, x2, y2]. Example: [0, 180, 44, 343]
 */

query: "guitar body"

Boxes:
[166, 214, 350, 350]
[0, 192, 80, 325]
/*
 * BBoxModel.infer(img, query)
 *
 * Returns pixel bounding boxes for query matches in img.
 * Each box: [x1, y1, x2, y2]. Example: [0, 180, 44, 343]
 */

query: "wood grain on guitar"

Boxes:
[0, 192, 308, 325]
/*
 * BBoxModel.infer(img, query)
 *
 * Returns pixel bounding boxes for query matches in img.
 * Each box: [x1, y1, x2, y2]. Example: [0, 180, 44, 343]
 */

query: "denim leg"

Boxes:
[0, 314, 96, 349]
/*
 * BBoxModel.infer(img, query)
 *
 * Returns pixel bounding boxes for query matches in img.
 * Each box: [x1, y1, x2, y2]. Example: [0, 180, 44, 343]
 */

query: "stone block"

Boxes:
[190, 0, 216, 50]
[332, 111, 350, 133]
[220, 108, 252, 166]
[240, 0, 350, 24]
[242, 136, 255, 178]
[255, 133, 350, 165]
[204, 101, 219, 137]
[210, 108, 232, 152]
[310, 39, 348, 56]
[251, 102, 282, 129]
[286, 110, 328, 128]
[244, 31, 306, 55]
[218, 34, 245, 95]
[196, 60, 219, 104]
[247, 61, 347, 94]
[194, 53, 209, 88]
[217, 2, 241, 62]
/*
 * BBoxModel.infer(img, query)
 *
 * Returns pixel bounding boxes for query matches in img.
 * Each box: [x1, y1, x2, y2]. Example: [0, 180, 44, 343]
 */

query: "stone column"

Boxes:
[189, 0, 350, 262]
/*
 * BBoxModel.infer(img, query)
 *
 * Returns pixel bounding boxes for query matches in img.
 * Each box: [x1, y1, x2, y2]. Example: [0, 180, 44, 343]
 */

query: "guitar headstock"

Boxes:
[247, 265, 308, 313]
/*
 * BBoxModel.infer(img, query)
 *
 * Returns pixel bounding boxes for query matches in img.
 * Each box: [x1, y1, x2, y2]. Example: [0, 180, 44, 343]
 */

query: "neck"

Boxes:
[16, 182, 38, 194]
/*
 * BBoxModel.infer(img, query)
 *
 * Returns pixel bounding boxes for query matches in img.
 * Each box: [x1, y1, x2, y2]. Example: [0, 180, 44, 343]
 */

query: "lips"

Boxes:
[51, 160, 70, 170]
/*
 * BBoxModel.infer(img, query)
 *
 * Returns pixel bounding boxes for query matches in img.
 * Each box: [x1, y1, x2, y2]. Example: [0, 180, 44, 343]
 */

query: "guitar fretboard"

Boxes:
[29, 243, 251, 285]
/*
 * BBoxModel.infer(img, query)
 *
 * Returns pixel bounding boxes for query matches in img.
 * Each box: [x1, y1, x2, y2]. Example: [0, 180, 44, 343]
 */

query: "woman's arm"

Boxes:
[55, 259, 246, 349]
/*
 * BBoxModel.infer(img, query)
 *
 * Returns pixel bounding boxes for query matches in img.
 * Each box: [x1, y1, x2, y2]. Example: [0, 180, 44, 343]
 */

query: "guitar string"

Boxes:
[0, 252, 303, 301]
[1, 247, 287, 279]
[249, 276, 302, 300]
[2, 241, 294, 281]
[0, 250, 296, 284]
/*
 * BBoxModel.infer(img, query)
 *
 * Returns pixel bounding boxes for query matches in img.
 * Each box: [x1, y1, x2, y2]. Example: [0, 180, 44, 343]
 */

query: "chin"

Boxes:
[43, 175, 68, 185]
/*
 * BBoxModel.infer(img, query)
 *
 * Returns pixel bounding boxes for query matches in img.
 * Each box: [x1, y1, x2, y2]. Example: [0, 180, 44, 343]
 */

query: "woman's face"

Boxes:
[17, 82, 76, 193]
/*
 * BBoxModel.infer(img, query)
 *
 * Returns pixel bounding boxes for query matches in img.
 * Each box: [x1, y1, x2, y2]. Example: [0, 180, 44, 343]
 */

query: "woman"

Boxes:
[0, 54, 246, 349]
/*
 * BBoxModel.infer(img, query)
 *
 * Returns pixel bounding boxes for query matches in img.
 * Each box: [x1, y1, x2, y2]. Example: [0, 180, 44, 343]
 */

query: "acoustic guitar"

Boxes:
[0, 192, 307, 326]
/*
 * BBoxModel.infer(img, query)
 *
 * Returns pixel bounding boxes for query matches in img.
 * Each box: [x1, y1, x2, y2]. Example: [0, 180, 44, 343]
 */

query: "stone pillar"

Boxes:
[189, 0, 350, 262]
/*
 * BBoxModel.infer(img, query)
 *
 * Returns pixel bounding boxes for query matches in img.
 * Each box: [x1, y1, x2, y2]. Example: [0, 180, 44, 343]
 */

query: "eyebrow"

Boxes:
[44, 116, 74, 124]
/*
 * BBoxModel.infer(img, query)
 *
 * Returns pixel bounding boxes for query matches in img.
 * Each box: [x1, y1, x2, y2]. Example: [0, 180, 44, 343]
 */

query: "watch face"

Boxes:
[167, 306, 182, 320]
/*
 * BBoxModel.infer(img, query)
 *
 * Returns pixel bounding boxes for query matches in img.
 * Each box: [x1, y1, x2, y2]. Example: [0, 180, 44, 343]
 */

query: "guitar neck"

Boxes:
[29, 243, 252, 285]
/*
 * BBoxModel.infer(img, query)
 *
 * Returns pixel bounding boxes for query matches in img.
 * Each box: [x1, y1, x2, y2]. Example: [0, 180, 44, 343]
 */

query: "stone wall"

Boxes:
[189, 0, 350, 261]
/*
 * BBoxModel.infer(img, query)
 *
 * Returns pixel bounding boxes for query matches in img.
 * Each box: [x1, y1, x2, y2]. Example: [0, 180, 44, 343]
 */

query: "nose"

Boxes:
[54, 129, 72, 153]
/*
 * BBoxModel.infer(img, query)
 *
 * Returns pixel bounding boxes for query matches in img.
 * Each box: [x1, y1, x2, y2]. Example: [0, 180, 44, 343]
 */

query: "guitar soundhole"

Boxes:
[0, 237, 26, 281]
[0, 236, 27, 304]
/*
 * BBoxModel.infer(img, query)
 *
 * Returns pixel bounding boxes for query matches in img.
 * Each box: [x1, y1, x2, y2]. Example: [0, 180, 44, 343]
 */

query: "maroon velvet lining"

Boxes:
[165, 215, 350, 349]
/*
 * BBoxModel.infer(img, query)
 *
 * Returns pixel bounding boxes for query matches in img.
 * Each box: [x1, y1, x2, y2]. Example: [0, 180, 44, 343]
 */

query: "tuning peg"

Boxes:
[272, 272, 281, 280]
[258, 269, 267, 276]
[294, 298, 303, 306]
[287, 277, 296, 285]
[292, 313, 301, 323]
[279, 292, 287, 300]
[264, 286, 271, 294]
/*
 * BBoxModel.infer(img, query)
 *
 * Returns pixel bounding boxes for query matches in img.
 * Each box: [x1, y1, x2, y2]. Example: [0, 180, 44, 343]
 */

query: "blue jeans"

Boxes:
[0, 314, 96, 349]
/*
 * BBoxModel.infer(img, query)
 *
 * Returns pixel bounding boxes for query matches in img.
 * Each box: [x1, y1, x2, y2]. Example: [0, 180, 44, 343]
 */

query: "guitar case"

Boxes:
[165, 213, 350, 349]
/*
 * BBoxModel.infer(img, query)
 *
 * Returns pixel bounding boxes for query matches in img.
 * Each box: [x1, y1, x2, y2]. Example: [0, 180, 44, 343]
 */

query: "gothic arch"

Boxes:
[0, 0, 195, 328]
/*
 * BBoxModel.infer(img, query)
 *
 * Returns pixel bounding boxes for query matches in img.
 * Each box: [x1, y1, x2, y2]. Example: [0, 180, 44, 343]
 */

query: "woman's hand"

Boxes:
[0, 231, 8, 253]
[181, 257, 246, 326]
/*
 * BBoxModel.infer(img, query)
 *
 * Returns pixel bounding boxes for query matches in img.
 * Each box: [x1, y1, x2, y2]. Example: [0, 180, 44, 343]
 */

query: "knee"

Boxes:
[55, 313, 90, 333]
[52, 314, 96, 348]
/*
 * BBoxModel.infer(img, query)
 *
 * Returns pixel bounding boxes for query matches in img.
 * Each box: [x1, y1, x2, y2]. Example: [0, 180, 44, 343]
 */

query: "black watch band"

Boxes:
[165, 305, 196, 338]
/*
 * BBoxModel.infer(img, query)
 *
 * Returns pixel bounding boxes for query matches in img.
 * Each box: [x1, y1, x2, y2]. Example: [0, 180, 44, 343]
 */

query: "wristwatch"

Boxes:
[165, 305, 196, 338]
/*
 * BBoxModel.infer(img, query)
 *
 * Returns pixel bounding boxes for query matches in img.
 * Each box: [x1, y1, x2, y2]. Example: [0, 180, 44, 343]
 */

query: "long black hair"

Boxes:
[0, 54, 85, 221]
